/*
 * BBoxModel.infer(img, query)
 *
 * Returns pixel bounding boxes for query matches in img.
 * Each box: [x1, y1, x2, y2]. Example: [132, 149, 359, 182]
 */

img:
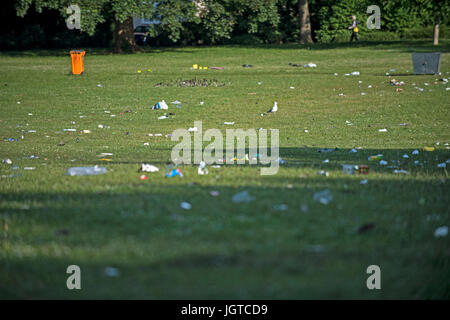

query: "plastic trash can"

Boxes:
[412, 52, 441, 75]
[70, 50, 85, 75]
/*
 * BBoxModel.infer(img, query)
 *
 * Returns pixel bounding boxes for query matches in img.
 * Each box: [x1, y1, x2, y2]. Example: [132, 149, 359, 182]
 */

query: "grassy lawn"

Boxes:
[0, 40, 449, 299]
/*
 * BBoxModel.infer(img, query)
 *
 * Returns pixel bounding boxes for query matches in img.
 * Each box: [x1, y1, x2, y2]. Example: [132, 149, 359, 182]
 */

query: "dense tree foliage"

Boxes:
[4, 0, 449, 51]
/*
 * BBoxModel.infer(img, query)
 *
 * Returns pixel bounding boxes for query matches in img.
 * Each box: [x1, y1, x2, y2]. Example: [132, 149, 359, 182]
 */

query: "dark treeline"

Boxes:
[1, 0, 448, 51]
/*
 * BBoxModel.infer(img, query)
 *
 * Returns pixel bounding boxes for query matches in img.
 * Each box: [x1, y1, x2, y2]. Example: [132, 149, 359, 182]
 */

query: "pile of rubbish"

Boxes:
[154, 78, 227, 88]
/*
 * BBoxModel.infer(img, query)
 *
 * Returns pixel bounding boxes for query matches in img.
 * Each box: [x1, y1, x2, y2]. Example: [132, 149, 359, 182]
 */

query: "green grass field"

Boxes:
[0, 41, 449, 299]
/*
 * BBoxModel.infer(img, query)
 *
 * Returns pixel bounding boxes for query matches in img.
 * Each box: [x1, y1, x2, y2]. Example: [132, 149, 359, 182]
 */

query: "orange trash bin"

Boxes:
[70, 50, 85, 75]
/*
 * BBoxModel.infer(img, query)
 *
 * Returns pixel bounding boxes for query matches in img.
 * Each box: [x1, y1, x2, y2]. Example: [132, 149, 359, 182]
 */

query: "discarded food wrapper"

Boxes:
[223, 122, 235, 125]
[166, 168, 183, 178]
[304, 63, 317, 68]
[152, 100, 169, 110]
[180, 202, 192, 210]
[2, 159, 12, 165]
[351, 71, 360, 76]
[158, 115, 169, 120]
[368, 154, 383, 161]
[423, 147, 435, 152]
[141, 164, 159, 173]
[66, 166, 107, 176]
[378, 128, 388, 132]
[140, 174, 148, 180]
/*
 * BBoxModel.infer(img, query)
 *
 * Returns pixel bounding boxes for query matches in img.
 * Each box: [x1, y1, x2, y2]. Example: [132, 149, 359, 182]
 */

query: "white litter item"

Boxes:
[198, 161, 208, 175]
[171, 100, 182, 105]
[402, 154, 409, 158]
[63, 129, 76, 132]
[379, 160, 388, 165]
[437, 163, 446, 168]
[304, 63, 317, 68]
[66, 166, 107, 176]
[412, 150, 419, 155]
[152, 100, 168, 110]
[188, 127, 198, 132]
[158, 115, 168, 120]
[393, 169, 408, 174]
[434, 226, 448, 238]
[141, 164, 159, 173]
[180, 202, 192, 210]
[378, 128, 387, 132]
[351, 71, 360, 76]
[2, 159, 12, 164]
[313, 189, 333, 205]
[223, 122, 235, 125]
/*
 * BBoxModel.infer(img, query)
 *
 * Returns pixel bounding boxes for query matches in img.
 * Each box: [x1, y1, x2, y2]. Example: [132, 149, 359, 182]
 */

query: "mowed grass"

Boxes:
[0, 41, 449, 299]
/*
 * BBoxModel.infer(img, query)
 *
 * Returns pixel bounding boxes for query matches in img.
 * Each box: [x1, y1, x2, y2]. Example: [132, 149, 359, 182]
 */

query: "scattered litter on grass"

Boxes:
[317, 170, 329, 176]
[24, 167, 35, 170]
[140, 174, 148, 180]
[368, 154, 383, 161]
[313, 189, 333, 205]
[232, 191, 255, 203]
[423, 147, 435, 152]
[66, 166, 107, 176]
[378, 128, 387, 132]
[166, 168, 183, 178]
[103, 267, 120, 277]
[342, 164, 358, 175]
[273, 204, 288, 211]
[304, 62, 317, 68]
[188, 127, 198, 132]
[152, 100, 168, 110]
[158, 115, 168, 120]
[393, 169, 408, 174]
[210, 190, 220, 197]
[198, 161, 208, 175]
[379, 160, 388, 165]
[434, 226, 448, 238]
[141, 164, 159, 173]
[180, 202, 192, 210]
[2, 159, 12, 164]
[223, 122, 235, 125]
[351, 71, 360, 76]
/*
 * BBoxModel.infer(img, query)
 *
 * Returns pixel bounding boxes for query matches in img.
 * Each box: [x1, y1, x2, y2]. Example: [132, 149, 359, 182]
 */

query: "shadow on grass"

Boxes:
[0, 147, 448, 299]
[1, 40, 449, 58]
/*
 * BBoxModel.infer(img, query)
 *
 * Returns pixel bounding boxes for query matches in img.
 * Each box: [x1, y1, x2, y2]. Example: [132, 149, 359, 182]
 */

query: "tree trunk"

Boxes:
[433, 12, 440, 45]
[298, 0, 313, 43]
[114, 16, 140, 53]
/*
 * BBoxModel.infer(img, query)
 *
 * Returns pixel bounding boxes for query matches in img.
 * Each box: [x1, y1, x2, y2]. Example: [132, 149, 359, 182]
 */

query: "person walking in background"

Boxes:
[348, 15, 359, 42]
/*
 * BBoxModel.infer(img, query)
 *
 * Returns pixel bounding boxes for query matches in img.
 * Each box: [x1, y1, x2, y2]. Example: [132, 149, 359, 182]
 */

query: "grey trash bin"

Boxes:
[412, 53, 441, 75]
